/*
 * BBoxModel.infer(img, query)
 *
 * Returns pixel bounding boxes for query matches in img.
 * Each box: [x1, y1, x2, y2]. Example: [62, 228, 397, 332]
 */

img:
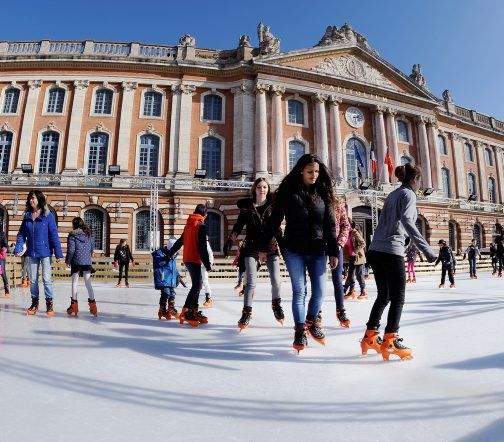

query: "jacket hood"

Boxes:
[24, 205, 51, 219]
[186, 213, 205, 228]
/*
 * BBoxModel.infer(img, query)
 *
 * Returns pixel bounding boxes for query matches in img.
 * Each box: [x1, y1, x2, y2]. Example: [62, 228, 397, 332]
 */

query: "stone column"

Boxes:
[116, 81, 137, 175]
[254, 82, 269, 176]
[384, 108, 399, 181]
[176, 84, 196, 176]
[450, 133, 468, 198]
[426, 118, 442, 191]
[475, 141, 488, 201]
[374, 106, 388, 184]
[64, 80, 89, 172]
[271, 85, 285, 177]
[313, 93, 329, 166]
[416, 116, 432, 189]
[167, 84, 182, 176]
[16, 80, 42, 170]
[493, 146, 504, 204]
[231, 81, 255, 178]
[328, 95, 343, 184]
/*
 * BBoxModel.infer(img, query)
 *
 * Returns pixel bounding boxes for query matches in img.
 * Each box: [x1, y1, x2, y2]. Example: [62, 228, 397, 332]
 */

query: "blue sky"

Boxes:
[5, 0, 504, 119]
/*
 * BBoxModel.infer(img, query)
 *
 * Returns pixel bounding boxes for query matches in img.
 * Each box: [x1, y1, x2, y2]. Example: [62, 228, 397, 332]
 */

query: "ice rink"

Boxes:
[0, 272, 503, 442]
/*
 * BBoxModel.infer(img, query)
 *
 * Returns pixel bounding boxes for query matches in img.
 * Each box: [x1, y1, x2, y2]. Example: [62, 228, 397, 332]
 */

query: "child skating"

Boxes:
[463, 239, 481, 279]
[435, 239, 456, 288]
[153, 237, 180, 320]
[405, 242, 423, 283]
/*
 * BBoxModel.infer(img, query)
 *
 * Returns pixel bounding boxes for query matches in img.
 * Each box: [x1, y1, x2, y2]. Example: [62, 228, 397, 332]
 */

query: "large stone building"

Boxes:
[0, 23, 503, 258]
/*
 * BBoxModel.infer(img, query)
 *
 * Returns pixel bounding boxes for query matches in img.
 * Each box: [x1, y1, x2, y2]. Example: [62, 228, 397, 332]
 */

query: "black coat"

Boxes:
[231, 197, 280, 257]
[435, 246, 456, 269]
[262, 186, 337, 256]
[114, 244, 134, 264]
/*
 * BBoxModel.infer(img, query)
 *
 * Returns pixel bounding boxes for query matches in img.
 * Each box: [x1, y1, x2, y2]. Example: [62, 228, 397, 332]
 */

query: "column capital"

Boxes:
[121, 81, 138, 92]
[374, 104, 386, 114]
[312, 92, 329, 103]
[231, 81, 254, 96]
[255, 82, 271, 94]
[426, 116, 438, 127]
[271, 85, 286, 96]
[73, 80, 89, 90]
[180, 83, 197, 95]
[415, 115, 429, 125]
[385, 106, 397, 116]
[328, 94, 342, 105]
[27, 80, 42, 89]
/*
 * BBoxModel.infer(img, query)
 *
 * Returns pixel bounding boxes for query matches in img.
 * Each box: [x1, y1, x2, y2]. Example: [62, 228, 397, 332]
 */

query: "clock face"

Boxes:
[345, 107, 365, 128]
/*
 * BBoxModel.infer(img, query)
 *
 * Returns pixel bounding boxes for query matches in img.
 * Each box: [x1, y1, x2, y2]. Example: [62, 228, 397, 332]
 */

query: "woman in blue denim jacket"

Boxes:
[14, 190, 63, 316]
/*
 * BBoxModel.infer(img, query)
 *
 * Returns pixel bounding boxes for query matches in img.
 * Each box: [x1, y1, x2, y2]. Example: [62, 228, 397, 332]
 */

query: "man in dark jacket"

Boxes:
[463, 239, 481, 279]
[435, 239, 456, 288]
[167, 204, 211, 327]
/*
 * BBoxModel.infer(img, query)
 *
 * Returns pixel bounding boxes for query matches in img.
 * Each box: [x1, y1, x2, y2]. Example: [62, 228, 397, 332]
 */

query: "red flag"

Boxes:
[385, 148, 394, 178]
[370, 143, 377, 176]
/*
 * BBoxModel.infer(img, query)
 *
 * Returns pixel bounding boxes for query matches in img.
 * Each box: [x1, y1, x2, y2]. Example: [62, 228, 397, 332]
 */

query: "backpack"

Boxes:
[152, 247, 179, 289]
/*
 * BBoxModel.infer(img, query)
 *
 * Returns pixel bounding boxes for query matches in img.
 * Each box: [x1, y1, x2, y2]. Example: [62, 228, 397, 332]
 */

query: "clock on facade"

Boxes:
[345, 107, 365, 128]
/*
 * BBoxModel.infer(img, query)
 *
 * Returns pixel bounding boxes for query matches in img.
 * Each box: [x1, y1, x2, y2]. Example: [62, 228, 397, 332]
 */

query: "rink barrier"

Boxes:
[1, 255, 498, 286]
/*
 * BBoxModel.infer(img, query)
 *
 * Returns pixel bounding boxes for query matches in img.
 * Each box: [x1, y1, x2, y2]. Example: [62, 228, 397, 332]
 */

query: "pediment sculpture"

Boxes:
[409, 64, 427, 88]
[257, 22, 280, 55]
[315, 23, 374, 53]
[313, 55, 395, 89]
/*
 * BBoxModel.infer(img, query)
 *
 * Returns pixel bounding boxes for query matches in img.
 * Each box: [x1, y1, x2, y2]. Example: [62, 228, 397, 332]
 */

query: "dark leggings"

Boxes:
[118, 261, 130, 284]
[0, 259, 9, 293]
[441, 266, 455, 285]
[366, 250, 406, 334]
[184, 262, 202, 309]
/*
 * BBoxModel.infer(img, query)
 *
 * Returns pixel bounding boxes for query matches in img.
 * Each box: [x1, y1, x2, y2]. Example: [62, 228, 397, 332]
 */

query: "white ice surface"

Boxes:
[0, 273, 503, 442]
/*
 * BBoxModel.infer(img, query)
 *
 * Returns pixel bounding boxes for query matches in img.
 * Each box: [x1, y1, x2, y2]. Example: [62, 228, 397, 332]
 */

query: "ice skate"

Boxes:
[381, 333, 413, 361]
[26, 298, 39, 316]
[293, 324, 308, 353]
[202, 293, 213, 309]
[438, 284, 445, 288]
[194, 309, 208, 324]
[272, 298, 284, 325]
[449, 283, 455, 288]
[66, 298, 78, 317]
[238, 306, 252, 331]
[344, 289, 357, 301]
[20, 279, 29, 288]
[179, 307, 199, 327]
[357, 290, 368, 301]
[3, 290, 10, 299]
[406, 277, 411, 283]
[167, 301, 179, 320]
[46, 298, 55, 317]
[360, 329, 383, 355]
[88, 299, 98, 317]
[336, 308, 350, 328]
[158, 303, 168, 320]
[412, 276, 417, 283]
[305, 317, 326, 345]
[315, 310, 323, 326]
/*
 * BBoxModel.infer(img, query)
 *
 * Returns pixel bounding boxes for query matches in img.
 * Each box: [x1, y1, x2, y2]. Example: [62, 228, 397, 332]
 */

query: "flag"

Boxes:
[385, 147, 394, 178]
[354, 145, 365, 170]
[370, 142, 377, 176]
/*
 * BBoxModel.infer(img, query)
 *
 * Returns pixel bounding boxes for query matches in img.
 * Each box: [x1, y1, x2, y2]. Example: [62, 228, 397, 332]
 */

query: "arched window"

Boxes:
[485, 148, 494, 166]
[288, 99, 304, 125]
[346, 138, 367, 187]
[38, 131, 59, 174]
[138, 134, 159, 176]
[203, 94, 222, 121]
[205, 211, 222, 252]
[84, 209, 105, 251]
[473, 223, 483, 249]
[467, 172, 477, 197]
[397, 120, 409, 143]
[0, 132, 12, 173]
[94, 89, 113, 114]
[437, 135, 448, 155]
[201, 136, 222, 179]
[3, 88, 20, 114]
[401, 155, 411, 165]
[441, 167, 452, 198]
[46, 88, 65, 113]
[288, 140, 305, 171]
[88, 132, 109, 175]
[448, 221, 458, 252]
[488, 177, 497, 203]
[135, 210, 150, 251]
[464, 142, 474, 162]
[143, 91, 162, 117]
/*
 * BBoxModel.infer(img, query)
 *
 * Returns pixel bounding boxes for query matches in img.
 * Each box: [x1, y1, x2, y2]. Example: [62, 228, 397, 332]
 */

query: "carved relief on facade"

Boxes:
[313, 55, 396, 90]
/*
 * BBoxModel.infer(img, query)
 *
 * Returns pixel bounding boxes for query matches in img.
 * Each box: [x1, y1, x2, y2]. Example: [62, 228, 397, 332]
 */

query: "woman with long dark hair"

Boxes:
[114, 239, 134, 287]
[14, 190, 63, 316]
[228, 177, 283, 330]
[361, 164, 436, 360]
[260, 154, 338, 352]
[65, 217, 97, 317]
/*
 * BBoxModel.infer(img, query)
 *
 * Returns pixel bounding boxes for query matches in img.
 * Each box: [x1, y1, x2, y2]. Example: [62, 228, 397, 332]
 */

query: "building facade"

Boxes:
[0, 24, 503, 258]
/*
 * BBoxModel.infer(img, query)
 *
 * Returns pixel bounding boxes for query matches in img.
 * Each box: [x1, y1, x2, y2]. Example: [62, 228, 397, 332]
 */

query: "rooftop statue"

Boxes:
[257, 22, 280, 55]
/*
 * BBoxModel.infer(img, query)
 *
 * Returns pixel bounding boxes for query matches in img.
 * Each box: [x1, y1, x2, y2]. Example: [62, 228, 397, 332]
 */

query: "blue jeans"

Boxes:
[469, 258, 477, 277]
[283, 248, 327, 325]
[331, 248, 344, 310]
[28, 256, 55, 299]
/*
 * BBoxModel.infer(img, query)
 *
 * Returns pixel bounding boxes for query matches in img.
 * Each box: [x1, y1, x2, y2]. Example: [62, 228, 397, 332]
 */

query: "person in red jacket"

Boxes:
[167, 204, 212, 327]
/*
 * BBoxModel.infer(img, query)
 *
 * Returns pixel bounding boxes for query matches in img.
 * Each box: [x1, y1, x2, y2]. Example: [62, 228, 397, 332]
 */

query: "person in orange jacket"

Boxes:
[166, 204, 212, 327]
